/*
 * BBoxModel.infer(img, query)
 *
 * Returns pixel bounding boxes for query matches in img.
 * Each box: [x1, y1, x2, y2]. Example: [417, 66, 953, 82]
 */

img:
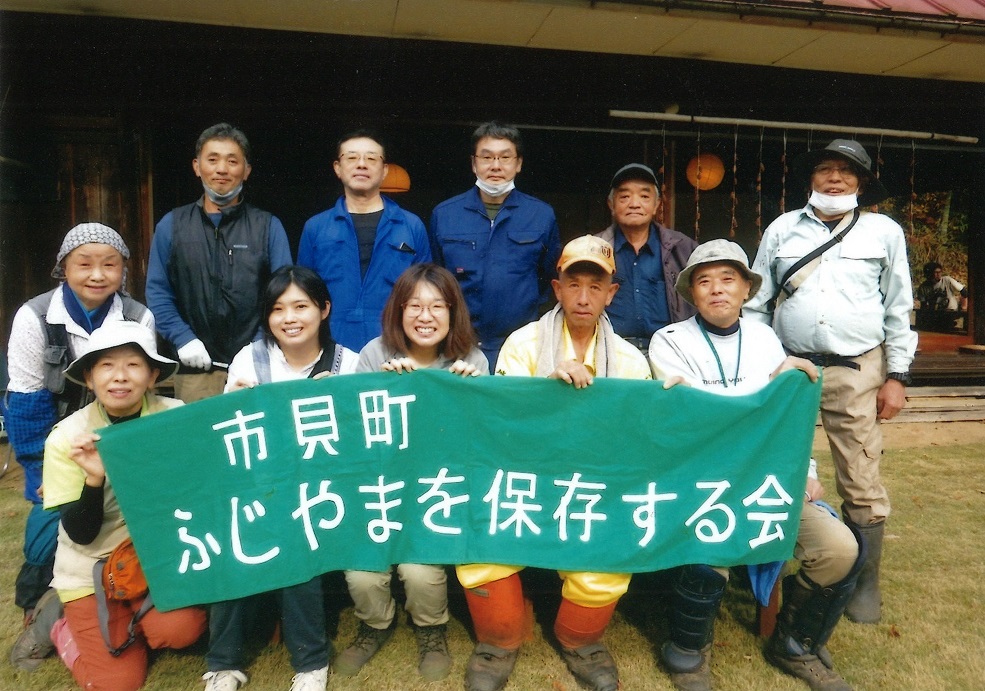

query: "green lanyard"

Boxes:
[698, 318, 742, 389]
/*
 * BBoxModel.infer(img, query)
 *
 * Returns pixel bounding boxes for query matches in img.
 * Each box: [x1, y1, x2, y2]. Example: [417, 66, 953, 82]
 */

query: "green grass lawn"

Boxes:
[0, 433, 982, 690]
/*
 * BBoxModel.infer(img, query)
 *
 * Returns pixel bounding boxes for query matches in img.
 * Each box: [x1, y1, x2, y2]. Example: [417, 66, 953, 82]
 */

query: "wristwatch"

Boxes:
[886, 371, 912, 386]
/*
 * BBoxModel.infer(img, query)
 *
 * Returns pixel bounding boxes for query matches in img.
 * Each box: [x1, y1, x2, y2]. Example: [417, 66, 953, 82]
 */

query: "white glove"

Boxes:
[177, 339, 212, 371]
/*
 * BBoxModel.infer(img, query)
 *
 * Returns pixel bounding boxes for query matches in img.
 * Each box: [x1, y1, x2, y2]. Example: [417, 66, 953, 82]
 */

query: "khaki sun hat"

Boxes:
[675, 239, 763, 306]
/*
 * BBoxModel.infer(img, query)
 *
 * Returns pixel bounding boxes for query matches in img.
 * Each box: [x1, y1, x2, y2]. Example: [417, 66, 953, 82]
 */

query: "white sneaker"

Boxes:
[290, 666, 328, 691]
[202, 670, 248, 691]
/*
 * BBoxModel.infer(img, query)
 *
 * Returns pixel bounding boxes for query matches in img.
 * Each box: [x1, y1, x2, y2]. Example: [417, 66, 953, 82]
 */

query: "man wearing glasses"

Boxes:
[298, 130, 431, 351]
[745, 139, 916, 627]
[429, 122, 561, 368]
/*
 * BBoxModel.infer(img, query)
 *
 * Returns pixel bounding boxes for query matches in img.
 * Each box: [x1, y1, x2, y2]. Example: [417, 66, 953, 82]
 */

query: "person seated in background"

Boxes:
[649, 239, 862, 691]
[11, 321, 206, 690]
[458, 236, 650, 691]
[915, 261, 968, 332]
[336, 264, 487, 684]
[4, 222, 153, 633]
[202, 266, 358, 691]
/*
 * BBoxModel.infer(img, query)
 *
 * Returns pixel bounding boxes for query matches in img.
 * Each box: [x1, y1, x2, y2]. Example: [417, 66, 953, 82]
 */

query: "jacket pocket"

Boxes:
[42, 345, 68, 394]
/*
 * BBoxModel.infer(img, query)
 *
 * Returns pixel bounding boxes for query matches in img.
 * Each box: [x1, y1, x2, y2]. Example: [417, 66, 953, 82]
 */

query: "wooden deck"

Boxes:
[910, 349, 985, 386]
[893, 385, 985, 424]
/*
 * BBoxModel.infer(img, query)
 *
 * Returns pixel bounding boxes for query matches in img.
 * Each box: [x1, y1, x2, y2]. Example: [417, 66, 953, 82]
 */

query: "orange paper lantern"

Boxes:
[686, 154, 725, 191]
[381, 163, 411, 193]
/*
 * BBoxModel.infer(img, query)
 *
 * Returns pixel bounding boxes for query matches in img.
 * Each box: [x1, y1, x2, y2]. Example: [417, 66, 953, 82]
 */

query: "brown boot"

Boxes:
[414, 623, 451, 681]
[560, 642, 619, 691]
[465, 643, 518, 691]
[332, 621, 393, 676]
[10, 588, 62, 672]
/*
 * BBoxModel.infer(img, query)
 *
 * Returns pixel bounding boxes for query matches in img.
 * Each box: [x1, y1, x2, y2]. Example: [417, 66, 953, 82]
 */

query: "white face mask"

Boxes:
[809, 190, 858, 217]
[475, 178, 515, 198]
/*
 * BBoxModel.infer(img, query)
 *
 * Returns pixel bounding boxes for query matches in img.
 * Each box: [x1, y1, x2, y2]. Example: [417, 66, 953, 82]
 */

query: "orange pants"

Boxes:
[63, 594, 206, 691]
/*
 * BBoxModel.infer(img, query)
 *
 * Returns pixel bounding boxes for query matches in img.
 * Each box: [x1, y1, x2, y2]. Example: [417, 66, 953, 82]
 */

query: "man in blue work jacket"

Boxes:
[298, 130, 431, 351]
[429, 122, 561, 367]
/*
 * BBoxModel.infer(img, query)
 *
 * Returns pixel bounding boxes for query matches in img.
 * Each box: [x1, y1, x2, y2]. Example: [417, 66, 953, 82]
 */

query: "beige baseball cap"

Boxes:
[557, 235, 616, 275]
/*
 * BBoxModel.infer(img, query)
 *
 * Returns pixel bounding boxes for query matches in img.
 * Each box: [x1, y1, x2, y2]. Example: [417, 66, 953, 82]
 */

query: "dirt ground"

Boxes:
[813, 419, 985, 451]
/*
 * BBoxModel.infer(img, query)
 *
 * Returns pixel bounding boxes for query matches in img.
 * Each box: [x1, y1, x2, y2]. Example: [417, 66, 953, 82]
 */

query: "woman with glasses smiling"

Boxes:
[334, 263, 486, 682]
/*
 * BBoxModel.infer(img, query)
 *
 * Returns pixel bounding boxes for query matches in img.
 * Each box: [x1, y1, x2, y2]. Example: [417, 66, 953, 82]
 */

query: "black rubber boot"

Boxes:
[661, 565, 727, 691]
[844, 519, 884, 624]
[765, 531, 865, 691]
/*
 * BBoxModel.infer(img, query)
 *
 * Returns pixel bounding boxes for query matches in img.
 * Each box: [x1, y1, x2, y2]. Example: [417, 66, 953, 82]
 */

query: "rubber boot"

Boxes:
[554, 598, 617, 649]
[661, 565, 727, 691]
[766, 525, 865, 690]
[555, 599, 619, 691]
[464, 573, 526, 650]
[844, 519, 884, 624]
[464, 574, 525, 691]
[766, 574, 857, 690]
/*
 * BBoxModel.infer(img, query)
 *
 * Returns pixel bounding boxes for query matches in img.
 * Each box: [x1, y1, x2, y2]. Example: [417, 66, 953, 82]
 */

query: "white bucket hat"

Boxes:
[64, 321, 178, 385]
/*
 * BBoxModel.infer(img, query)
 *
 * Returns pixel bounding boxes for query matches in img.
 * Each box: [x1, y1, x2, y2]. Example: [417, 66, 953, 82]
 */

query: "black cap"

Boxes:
[795, 139, 889, 206]
[610, 163, 658, 189]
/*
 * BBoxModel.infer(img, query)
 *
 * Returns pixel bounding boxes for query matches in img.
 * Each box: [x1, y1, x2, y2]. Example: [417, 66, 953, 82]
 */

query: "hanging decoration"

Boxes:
[381, 163, 411, 193]
[658, 128, 668, 225]
[909, 140, 916, 235]
[756, 127, 764, 241]
[729, 127, 739, 238]
[874, 135, 884, 212]
[693, 132, 702, 239]
[780, 131, 788, 214]
[686, 153, 725, 191]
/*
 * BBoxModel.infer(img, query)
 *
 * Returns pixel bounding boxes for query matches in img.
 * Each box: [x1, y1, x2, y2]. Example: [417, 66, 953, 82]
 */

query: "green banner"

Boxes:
[96, 369, 821, 611]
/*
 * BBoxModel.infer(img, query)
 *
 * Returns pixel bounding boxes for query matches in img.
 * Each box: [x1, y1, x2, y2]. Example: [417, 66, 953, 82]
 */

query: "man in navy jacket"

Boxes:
[429, 122, 561, 367]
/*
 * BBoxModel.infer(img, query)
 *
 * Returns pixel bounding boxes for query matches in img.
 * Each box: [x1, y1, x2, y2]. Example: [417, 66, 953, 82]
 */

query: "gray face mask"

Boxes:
[475, 177, 515, 198]
[202, 181, 243, 207]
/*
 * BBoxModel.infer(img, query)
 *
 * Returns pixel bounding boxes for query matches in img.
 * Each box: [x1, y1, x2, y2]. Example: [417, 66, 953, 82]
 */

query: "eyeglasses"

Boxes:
[473, 154, 517, 165]
[339, 152, 384, 165]
[403, 300, 449, 317]
[813, 163, 857, 178]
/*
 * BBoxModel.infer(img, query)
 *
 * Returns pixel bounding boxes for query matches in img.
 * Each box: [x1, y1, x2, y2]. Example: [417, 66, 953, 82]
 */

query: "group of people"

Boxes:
[2, 120, 915, 691]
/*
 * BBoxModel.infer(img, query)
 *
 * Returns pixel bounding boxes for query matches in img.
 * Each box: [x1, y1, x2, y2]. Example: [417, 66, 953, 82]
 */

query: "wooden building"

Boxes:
[1, 1, 984, 363]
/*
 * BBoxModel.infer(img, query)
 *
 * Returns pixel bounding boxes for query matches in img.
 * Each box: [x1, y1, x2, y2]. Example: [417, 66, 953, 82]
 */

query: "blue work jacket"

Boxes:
[429, 187, 560, 363]
[298, 195, 430, 351]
